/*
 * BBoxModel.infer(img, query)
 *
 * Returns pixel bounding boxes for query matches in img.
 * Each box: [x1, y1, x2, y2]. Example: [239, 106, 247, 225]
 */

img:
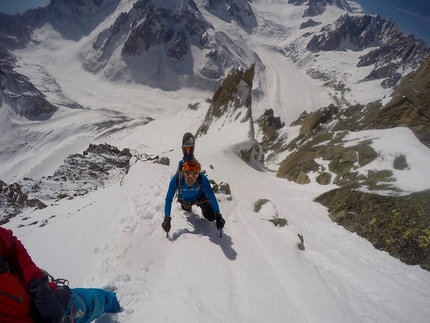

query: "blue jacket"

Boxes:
[164, 172, 220, 216]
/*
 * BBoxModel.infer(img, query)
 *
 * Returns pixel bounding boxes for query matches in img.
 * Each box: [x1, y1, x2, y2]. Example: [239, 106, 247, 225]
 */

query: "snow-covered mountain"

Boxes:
[1, 0, 428, 98]
[1, 1, 430, 321]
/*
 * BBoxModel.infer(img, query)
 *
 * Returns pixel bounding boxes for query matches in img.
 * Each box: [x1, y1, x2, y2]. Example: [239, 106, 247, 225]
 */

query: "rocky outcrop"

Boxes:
[365, 54, 430, 148]
[203, 0, 257, 30]
[272, 56, 430, 270]
[275, 129, 392, 188]
[288, 0, 352, 17]
[315, 187, 430, 271]
[0, 180, 47, 225]
[300, 19, 321, 29]
[196, 64, 263, 164]
[197, 64, 255, 131]
[0, 143, 132, 225]
[0, 49, 58, 118]
[299, 103, 338, 135]
[255, 109, 286, 159]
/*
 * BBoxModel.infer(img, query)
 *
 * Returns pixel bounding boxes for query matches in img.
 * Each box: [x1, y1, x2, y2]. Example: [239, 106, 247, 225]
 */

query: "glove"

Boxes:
[215, 213, 225, 230]
[162, 216, 171, 233]
[29, 277, 65, 323]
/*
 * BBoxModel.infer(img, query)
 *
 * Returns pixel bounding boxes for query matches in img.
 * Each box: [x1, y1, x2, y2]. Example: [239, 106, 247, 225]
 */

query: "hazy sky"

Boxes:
[0, 0, 49, 14]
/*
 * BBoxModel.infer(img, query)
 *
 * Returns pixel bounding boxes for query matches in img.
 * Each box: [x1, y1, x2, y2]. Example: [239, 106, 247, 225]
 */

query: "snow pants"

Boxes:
[68, 288, 121, 323]
[179, 195, 215, 220]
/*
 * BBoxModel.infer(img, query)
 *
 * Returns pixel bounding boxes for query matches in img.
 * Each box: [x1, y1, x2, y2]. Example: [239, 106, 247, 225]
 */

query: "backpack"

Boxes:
[41, 269, 72, 311]
[0, 255, 33, 323]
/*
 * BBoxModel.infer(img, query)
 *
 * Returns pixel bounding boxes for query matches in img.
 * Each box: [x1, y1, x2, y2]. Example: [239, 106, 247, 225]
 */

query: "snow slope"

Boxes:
[6, 112, 430, 322]
[2, 0, 430, 322]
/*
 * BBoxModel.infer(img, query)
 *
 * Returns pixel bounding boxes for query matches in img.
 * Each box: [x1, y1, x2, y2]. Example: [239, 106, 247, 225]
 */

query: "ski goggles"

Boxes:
[184, 171, 199, 177]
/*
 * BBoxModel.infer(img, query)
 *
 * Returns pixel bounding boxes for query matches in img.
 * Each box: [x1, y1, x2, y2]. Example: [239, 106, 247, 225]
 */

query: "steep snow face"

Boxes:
[3, 108, 430, 323]
[74, 0, 261, 90]
[198, 0, 258, 30]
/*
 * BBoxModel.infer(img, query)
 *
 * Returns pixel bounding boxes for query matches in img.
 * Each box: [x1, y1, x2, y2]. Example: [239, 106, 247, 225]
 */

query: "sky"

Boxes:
[1, 0, 430, 322]
[355, 0, 430, 45]
[0, 0, 49, 14]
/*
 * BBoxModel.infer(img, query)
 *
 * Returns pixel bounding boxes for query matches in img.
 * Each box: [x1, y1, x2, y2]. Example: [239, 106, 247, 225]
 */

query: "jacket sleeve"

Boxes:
[0, 227, 44, 284]
[201, 175, 220, 214]
[164, 174, 179, 216]
[0, 228, 65, 322]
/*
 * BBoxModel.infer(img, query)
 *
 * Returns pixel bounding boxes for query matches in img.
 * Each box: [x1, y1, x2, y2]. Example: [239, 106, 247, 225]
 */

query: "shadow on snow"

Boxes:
[171, 213, 237, 261]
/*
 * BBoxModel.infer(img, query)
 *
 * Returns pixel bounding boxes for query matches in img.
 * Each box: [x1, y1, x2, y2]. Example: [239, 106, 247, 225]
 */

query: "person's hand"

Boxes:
[162, 217, 171, 233]
[215, 213, 225, 230]
[29, 278, 65, 323]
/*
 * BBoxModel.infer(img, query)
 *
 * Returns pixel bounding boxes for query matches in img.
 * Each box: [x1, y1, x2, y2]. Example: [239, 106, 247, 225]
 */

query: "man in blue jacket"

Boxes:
[162, 159, 225, 233]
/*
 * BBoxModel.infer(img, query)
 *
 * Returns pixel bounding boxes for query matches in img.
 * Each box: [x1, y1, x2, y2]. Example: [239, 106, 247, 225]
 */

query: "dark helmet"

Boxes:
[181, 132, 195, 157]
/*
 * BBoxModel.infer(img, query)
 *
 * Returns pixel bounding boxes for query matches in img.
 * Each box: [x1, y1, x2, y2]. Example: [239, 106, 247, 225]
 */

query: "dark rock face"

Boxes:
[304, 0, 326, 17]
[288, 0, 307, 5]
[300, 19, 321, 29]
[315, 187, 430, 271]
[307, 14, 430, 86]
[263, 109, 285, 130]
[0, 13, 32, 50]
[196, 64, 262, 163]
[106, 0, 212, 57]
[303, 0, 352, 17]
[84, 0, 255, 87]
[198, 64, 255, 128]
[167, 33, 189, 63]
[256, 109, 285, 155]
[204, 0, 257, 30]
[0, 49, 58, 118]
[366, 55, 430, 148]
[307, 14, 385, 51]
[299, 103, 338, 135]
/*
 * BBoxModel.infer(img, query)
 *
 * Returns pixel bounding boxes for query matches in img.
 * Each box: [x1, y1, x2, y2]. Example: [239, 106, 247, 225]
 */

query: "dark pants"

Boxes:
[179, 196, 215, 221]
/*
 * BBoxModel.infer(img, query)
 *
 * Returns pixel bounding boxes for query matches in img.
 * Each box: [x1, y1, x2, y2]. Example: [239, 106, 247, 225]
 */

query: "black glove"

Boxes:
[29, 278, 65, 323]
[215, 213, 225, 230]
[162, 217, 171, 233]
